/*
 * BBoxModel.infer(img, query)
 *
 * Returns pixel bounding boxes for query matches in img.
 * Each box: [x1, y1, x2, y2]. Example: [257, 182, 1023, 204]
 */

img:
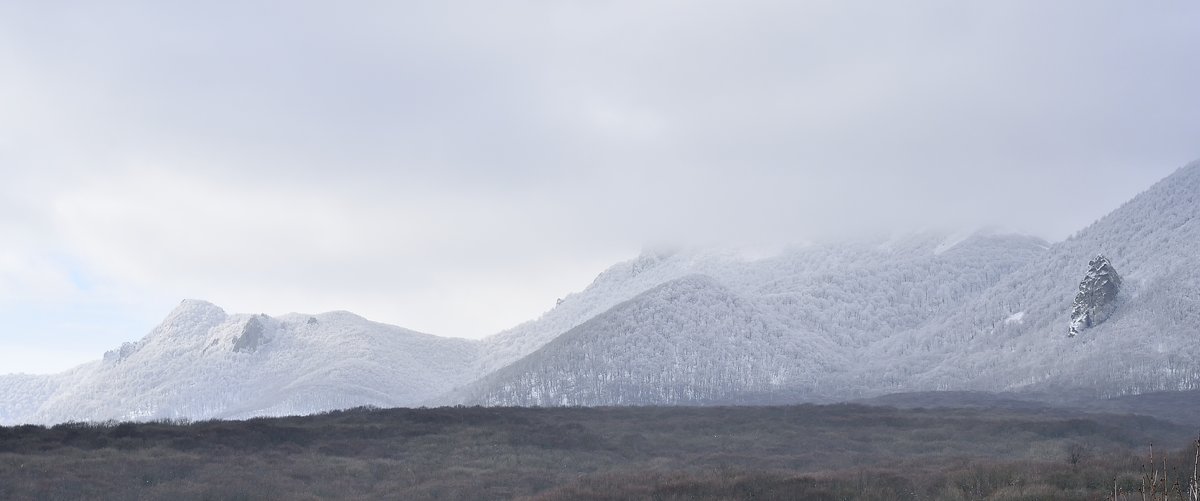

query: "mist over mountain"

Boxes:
[452, 231, 1048, 406]
[3, 161, 1199, 425]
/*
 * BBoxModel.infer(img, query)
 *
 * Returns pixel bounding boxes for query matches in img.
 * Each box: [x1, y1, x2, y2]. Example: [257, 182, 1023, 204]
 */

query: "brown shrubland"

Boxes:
[0, 405, 1195, 500]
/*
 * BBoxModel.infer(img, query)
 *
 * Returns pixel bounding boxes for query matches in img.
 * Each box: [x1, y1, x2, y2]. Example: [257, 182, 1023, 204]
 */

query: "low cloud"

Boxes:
[1, 1, 1198, 372]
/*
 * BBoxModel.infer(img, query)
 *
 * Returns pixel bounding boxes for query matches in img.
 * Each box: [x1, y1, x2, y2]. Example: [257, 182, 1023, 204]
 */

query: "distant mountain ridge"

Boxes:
[455, 275, 845, 406]
[1, 302, 481, 424]
[447, 231, 1050, 406]
[3, 161, 1199, 424]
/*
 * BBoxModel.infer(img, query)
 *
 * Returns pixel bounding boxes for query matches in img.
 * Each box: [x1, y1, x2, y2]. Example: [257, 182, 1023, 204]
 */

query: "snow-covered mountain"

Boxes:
[452, 232, 1050, 406]
[3, 160, 1199, 424]
[478, 230, 1048, 377]
[862, 160, 1200, 398]
[457, 275, 847, 406]
[461, 160, 1200, 404]
[1, 301, 480, 424]
[0, 231, 1044, 424]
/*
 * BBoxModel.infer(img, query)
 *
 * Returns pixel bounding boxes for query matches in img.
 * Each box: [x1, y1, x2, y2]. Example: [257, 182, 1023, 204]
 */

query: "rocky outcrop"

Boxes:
[232, 315, 270, 353]
[1068, 255, 1123, 337]
[103, 341, 141, 364]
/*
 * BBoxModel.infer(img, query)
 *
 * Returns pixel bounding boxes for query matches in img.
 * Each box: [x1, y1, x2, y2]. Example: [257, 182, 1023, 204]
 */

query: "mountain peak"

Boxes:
[173, 299, 224, 314]
[161, 299, 228, 332]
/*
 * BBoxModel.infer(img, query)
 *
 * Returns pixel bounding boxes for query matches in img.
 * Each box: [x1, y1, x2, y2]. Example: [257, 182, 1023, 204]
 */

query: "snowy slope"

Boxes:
[455, 275, 846, 406]
[2, 300, 481, 424]
[463, 162, 1200, 406]
[455, 232, 1049, 406]
[475, 248, 701, 376]
[860, 160, 1200, 397]
[0, 372, 72, 424]
[475, 232, 1047, 377]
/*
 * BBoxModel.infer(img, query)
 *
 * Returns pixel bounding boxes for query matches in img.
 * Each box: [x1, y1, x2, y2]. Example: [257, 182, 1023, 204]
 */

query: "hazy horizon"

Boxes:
[3, 1, 1199, 374]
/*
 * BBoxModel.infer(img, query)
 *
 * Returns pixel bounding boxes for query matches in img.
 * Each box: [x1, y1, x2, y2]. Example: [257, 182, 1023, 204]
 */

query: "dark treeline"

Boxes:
[0, 404, 1195, 500]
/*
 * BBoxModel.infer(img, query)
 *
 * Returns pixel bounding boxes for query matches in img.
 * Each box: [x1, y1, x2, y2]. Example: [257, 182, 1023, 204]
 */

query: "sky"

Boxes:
[2, 1, 1199, 374]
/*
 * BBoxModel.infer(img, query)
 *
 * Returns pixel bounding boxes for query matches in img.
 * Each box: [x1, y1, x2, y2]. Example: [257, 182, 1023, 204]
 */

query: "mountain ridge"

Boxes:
[3, 160, 1199, 424]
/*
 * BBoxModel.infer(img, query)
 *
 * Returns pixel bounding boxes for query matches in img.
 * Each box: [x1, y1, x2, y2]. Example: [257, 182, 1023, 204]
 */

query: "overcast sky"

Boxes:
[2, 1, 1198, 374]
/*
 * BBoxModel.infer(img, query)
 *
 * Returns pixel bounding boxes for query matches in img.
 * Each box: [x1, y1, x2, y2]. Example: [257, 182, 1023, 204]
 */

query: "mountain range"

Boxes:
[3, 161, 1199, 424]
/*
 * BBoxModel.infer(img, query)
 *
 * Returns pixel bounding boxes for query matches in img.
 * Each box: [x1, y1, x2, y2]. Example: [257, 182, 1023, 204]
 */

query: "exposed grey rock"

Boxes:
[1069, 255, 1123, 337]
[233, 316, 269, 353]
[103, 341, 141, 363]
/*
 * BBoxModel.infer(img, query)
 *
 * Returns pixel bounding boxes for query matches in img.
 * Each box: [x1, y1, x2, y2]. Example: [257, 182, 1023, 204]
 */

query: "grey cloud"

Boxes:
[0, 0, 1198, 364]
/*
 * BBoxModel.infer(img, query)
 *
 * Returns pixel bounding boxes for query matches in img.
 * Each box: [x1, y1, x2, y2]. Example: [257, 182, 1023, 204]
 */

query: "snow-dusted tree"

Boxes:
[1068, 255, 1123, 337]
